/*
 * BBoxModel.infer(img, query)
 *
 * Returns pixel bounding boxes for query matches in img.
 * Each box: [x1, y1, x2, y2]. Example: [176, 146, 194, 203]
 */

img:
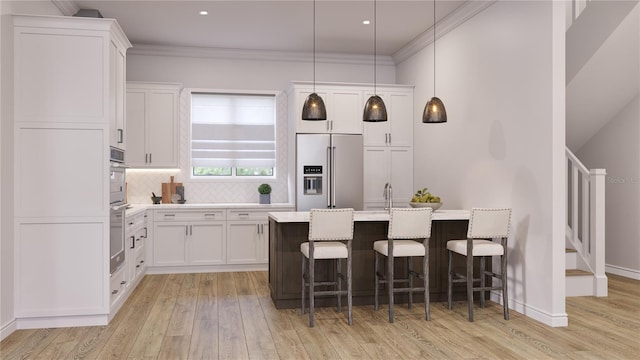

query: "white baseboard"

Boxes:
[491, 292, 568, 327]
[146, 263, 268, 275]
[605, 264, 640, 280]
[16, 314, 108, 330]
[0, 319, 17, 341]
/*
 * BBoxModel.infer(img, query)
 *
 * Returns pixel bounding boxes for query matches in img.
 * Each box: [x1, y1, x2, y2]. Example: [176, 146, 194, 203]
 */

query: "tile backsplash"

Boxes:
[125, 89, 291, 205]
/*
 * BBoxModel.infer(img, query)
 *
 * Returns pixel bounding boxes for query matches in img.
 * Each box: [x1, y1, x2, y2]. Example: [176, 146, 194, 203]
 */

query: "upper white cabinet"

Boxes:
[126, 82, 181, 168]
[288, 82, 363, 134]
[13, 15, 131, 326]
[363, 87, 414, 147]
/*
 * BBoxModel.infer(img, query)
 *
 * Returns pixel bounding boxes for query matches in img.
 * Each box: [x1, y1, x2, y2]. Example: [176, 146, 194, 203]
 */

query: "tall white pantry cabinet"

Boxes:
[13, 15, 131, 328]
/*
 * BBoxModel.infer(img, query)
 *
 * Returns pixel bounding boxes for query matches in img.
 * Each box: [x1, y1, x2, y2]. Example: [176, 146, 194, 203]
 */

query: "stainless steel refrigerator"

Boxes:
[296, 133, 363, 211]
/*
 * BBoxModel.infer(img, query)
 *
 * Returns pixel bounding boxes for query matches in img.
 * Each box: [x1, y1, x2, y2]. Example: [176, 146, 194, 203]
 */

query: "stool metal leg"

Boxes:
[501, 244, 509, 320]
[447, 250, 453, 310]
[347, 240, 353, 325]
[337, 258, 342, 313]
[407, 257, 413, 309]
[480, 256, 486, 308]
[388, 251, 395, 323]
[374, 251, 380, 311]
[309, 255, 315, 327]
[301, 255, 306, 315]
[467, 249, 474, 322]
[424, 238, 430, 321]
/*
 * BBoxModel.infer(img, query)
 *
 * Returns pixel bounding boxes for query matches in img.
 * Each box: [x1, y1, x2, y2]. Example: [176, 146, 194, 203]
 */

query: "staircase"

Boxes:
[565, 148, 607, 297]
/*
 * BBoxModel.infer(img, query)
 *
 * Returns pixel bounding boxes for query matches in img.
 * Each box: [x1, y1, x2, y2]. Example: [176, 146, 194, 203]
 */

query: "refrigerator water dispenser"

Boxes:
[303, 166, 323, 195]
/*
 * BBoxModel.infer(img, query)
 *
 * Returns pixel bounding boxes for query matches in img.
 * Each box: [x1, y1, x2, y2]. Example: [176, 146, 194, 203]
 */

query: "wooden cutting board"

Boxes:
[161, 176, 182, 203]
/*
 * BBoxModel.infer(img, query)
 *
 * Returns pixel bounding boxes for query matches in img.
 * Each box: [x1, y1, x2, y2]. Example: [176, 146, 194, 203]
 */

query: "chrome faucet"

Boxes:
[384, 182, 393, 211]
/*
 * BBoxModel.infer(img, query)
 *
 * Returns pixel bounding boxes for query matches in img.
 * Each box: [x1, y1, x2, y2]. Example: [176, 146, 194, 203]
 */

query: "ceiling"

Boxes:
[69, 0, 468, 56]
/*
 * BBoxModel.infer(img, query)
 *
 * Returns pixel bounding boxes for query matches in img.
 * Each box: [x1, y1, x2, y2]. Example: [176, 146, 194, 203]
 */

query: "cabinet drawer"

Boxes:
[226, 209, 270, 221]
[154, 210, 226, 222]
[134, 252, 146, 279]
[110, 267, 128, 306]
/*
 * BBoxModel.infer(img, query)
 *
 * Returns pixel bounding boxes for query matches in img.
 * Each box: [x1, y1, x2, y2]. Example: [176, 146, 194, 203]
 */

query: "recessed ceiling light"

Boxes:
[362, 20, 370, 25]
[199, 10, 208, 16]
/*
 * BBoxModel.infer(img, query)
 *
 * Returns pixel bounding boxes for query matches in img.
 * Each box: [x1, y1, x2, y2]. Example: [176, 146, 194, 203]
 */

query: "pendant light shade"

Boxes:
[302, 0, 327, 121]
[363, 95, 387, 122]
[422, 0, 447, 124]
[423, 96, 447, 123]
[363, 0, 387, 122]
[302, 93, 327, 120]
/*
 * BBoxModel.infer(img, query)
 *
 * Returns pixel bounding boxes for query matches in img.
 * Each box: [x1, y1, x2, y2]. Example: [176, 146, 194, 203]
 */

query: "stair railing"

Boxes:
[566, 147, 607, 296]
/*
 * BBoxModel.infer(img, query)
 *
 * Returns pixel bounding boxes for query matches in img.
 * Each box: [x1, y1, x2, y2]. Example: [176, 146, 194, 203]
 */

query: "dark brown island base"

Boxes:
[268, 210, 491, 309]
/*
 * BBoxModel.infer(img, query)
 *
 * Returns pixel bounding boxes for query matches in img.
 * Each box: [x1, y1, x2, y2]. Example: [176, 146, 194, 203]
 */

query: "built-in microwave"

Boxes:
[110, 147, 126, 205]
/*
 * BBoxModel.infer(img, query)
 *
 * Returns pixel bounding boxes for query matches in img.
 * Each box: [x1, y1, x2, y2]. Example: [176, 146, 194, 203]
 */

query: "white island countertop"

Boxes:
[268, 210, 470, 223]
[125, 203, 295, 217]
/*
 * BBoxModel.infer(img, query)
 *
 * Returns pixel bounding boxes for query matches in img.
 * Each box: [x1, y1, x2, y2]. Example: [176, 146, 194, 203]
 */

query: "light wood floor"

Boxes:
[1, 272, 638, 359]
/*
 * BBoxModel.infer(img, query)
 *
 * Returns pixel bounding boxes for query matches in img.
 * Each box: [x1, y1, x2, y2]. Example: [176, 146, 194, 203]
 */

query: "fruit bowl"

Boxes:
[409, 202, 442, 210]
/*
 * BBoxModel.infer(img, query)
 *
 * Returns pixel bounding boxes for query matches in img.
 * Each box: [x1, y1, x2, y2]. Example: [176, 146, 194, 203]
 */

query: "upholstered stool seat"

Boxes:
[374, 208, 433, 323]
[301, 242, 348, 259]
[447, 207, 512, 322]
[301, 208, 354, 327]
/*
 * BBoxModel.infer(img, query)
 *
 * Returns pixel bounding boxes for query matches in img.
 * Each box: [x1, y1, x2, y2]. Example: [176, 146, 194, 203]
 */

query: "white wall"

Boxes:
[125, 51, 396, 204]
[396, 1, 567, 326]
[577, 95, 640, 279]
[0, 0, 62, 341]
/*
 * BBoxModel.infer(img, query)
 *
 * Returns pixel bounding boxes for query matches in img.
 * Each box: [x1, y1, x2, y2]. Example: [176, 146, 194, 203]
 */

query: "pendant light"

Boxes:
[363, 0, 387, 122]
[302, 0, 327, 121]
[423, 0, 447, 123]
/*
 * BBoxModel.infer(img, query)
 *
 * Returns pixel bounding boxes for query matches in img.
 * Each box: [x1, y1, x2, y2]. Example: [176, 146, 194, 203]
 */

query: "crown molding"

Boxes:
[128, 44, 396, 66]
[50, 0, 79, 16]
[392, 0, 496, 64]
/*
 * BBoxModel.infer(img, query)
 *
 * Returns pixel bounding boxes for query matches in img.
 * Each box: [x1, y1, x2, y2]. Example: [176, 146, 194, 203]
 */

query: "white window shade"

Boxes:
[191, 93, 276, 168]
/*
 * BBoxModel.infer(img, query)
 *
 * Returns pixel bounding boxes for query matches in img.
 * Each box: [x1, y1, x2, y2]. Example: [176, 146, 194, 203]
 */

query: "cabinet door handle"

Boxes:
[388, 133, 391, 144]
[204, 213, 216, 217]
[330, 121, 333, 131]
[185, 225, 189, 236]
[130, 236, 135, 249]
[112, 290, 118, 295]
[256, 224, 260, 233]
[190, 225, 193, 236]
[117, 129, 124, 144]
[149, 153, 152, 164]
[136, 264, 140, 268]
[144, 227, 148, 238]
[145, 153, 148, 164]
[120, 280, 127, 285]
[260, 224, 264, 234]
[164, 214, 176, 218]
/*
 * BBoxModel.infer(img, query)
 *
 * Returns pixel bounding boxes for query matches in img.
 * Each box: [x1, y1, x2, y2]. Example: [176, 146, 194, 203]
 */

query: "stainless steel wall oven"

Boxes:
[110, 147, 127, 274]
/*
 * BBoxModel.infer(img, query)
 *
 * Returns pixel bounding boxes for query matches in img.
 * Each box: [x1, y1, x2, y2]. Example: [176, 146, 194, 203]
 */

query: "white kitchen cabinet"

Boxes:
[13, 15, 131, 328]
[363, 87, 414, 147]
[125, 211, 147, 293]
[110, 39, 127, 149]
[363, 146, 414, 208]
[152, 210, 226, 267]
[126, 82, 181, 168]
[227, 221, 269, 264]
[289, 82, 363, 134]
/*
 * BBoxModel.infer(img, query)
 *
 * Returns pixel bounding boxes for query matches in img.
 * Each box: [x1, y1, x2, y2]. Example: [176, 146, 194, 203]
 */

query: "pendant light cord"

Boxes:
[374, 0, 377, 96]
[433, 0, 436, 96]
[313, 0, 316, 94]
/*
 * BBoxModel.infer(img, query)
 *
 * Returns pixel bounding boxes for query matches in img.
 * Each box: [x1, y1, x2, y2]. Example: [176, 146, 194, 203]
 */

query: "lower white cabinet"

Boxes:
[152, 210, 227, 267]
[227, 221, 269, 264]
[149, 207, 291, 271]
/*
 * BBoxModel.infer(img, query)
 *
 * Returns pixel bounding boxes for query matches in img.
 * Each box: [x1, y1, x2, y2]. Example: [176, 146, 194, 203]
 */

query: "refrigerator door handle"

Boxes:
[327, 146, 332, 208]
[331, 146, 336, 208]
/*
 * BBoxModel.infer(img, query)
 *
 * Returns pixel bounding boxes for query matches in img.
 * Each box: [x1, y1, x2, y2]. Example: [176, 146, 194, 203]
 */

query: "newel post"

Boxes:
[590, 168, 607, 296]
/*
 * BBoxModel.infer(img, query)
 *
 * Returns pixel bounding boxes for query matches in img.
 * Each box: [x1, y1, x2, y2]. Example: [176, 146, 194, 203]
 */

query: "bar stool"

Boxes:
[374, 208, 433, 323]
[447, 208, 512, 321]
[301, 208, 354, 327]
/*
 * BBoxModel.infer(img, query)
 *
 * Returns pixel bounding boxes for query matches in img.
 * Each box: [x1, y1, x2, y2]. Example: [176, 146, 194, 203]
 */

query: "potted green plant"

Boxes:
[258, 183, 272, 204]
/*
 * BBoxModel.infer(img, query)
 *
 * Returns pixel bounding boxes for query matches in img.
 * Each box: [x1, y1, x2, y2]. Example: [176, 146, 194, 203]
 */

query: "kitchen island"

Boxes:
[268, 210, 485, 309]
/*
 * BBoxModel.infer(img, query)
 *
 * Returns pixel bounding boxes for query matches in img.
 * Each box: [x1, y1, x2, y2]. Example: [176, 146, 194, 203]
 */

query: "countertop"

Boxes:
[125, 203, 295, 217]
[268, 210, 470, 223]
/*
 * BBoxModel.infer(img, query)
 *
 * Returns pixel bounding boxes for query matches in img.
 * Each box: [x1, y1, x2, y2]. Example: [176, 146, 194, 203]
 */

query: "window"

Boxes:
[191, 92, 276, 177]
